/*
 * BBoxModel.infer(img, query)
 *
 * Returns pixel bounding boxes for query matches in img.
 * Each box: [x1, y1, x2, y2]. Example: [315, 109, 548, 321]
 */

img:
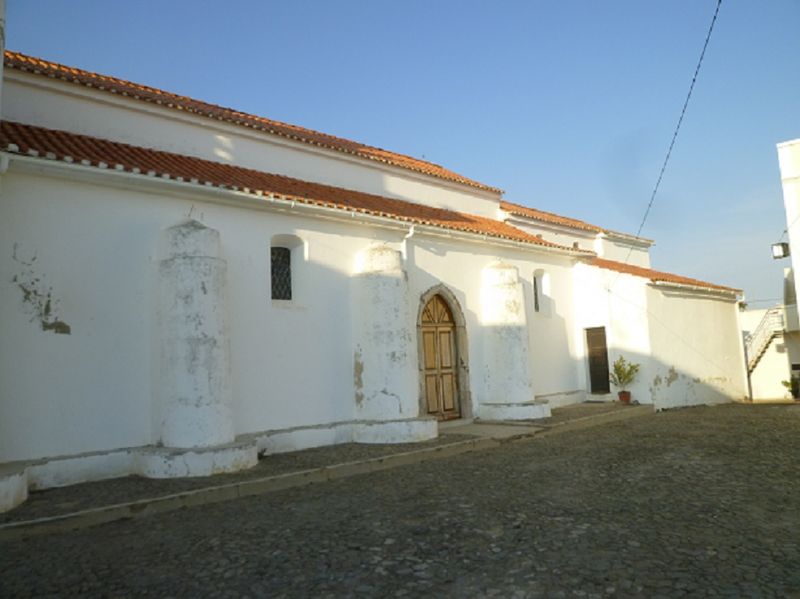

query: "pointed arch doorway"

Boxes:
[418, 287, 469, 421]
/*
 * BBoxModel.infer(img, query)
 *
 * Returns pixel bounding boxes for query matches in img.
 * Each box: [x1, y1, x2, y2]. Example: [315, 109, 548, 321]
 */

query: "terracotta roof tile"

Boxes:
[0, 121, 585, 253]
[5, 50, 502, 195]
[501, 200, 604, 233]
[590, 257, 740, 294]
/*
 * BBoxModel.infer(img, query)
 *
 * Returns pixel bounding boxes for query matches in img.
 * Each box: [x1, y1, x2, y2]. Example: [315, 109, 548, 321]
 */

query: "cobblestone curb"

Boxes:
[0, 404, 652, 541]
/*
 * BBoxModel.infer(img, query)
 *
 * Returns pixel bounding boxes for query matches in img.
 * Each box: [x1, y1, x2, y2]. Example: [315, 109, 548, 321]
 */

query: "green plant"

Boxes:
[609, 356, 640, 391]
[782, 375, 800, 398]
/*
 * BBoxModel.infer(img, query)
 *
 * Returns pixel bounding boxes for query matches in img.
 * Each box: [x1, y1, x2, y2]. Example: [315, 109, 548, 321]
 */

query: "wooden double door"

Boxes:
[421, 294, 461, 421]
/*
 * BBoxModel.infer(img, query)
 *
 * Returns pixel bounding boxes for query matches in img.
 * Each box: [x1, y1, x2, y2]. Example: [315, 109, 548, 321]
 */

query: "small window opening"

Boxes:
[271, 246, 292, 300]
[533, 269, 551, 317]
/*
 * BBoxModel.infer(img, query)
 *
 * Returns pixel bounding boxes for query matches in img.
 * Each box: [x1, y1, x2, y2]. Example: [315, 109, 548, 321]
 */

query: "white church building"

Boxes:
[0, 50, 747, 512]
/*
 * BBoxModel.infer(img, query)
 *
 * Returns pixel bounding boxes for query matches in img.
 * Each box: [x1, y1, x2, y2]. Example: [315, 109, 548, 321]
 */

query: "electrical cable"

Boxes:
[612, 0, 723, 283]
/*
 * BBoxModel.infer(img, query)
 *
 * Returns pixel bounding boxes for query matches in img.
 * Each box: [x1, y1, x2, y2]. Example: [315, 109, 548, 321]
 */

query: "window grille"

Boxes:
[271, 247, 292, 300]
[533, 275, 540, 312]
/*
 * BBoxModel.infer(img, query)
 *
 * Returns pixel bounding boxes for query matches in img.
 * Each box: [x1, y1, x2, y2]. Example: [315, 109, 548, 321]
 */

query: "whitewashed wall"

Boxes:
[2, 73, 501, 220]
[572, 262, 746, 408]
[0, 165, 584, 464]
[507, 217, 596, 253]
[572, 263, 654, 404]
[750, 337, 791, 400]
[507, 216, 652, 268]
[646, 286, 747, 409]
[596, 236, 651, 268]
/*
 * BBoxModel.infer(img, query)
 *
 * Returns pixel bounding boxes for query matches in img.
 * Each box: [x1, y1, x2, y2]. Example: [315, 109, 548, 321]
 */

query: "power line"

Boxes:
[779, 212, 800, 242]
[613, 0, 723, 278]
[607, 0, 723, 293]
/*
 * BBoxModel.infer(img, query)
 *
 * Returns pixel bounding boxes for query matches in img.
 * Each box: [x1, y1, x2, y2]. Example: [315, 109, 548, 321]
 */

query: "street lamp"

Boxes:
[772, 242, 790, 259]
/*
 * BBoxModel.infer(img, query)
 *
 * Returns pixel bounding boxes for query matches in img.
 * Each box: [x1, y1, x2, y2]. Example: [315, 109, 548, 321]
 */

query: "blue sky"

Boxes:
[7, 1, 799, 303]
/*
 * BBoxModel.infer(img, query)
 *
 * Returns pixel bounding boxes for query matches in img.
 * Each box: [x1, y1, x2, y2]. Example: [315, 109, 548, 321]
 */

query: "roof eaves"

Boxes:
[0, 121, 584, 256]
[586, 257, 739, 294]
[650, 279, 741, 297]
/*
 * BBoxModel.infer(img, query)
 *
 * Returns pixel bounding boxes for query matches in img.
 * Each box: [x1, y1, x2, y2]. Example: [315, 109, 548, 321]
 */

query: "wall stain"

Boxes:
[650, 375, 662, 404]
[380, 387, 403, 414]
[12, 243, 71, 335]
[665, 367, 679, 387]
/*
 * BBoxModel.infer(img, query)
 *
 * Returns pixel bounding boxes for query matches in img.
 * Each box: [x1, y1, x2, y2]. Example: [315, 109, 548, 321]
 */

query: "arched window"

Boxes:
[270, 247, 292, 300]
[270, 234, 305, 301]
[533, 269, 552, 316]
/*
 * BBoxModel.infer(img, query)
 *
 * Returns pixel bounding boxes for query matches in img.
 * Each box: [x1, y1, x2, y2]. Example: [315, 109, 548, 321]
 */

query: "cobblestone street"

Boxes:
[2, 404, 800, 597]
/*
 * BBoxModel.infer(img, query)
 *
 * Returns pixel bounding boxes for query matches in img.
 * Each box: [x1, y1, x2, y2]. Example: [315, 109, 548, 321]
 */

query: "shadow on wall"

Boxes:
[580, 346, 745, 411]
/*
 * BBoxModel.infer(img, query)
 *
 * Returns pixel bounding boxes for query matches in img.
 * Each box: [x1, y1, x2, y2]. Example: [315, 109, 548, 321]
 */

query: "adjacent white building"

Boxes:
[748, 139, 800, 401]
[0, 50, 748, 512]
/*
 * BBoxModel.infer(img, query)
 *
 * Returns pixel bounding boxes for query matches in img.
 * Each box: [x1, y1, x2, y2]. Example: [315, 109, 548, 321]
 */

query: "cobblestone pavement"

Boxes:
[3, 403, 800, 597]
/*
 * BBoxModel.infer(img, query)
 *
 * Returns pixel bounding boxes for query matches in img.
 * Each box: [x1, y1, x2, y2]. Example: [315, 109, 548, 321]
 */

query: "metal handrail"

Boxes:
[745, 307, 784, 371]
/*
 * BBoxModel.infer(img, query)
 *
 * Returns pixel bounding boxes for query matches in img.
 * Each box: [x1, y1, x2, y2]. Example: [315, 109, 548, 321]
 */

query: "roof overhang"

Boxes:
[3, 151, 589, 259]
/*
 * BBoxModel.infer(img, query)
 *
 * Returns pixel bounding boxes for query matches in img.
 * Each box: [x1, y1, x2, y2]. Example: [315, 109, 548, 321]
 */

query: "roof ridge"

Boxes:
[4, 50, 501, 194]
[0, 119, 586, 255]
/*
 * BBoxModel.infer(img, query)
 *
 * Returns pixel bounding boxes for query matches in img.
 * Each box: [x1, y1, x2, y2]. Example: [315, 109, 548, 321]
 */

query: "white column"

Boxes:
[480, 262, 534, 405]
[158, 220, 234, 447]
[352, 245, 417, 420]
[779, 140, 800, 309]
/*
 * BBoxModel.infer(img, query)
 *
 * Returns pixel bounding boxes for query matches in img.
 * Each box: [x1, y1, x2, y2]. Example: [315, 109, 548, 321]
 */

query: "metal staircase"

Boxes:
[745, 307, 784, 373]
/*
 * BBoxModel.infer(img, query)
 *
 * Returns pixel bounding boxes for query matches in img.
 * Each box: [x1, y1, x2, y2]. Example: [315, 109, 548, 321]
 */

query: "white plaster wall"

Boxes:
[572, 263, 655, 403]
[646, 286, 747, 409]
[597, 237, 651, 268]
[0, 170, 367, 461]
[749, 335, 791, 400]
[506, 218, 652, 268]
[739, 307, 769, 333]
[2, 74, 501, 219]
[507, 217, 596, 253]
[0, 172, 155, 461]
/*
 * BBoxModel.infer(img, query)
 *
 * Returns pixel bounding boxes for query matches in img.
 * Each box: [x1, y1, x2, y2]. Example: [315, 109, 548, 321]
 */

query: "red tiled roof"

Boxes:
[502, 200, 655, 244]
[4, 50, 502, 195]
[0, 120, 586, 253]
[501, 200, 604, 233]
[589, 258, 740, 293]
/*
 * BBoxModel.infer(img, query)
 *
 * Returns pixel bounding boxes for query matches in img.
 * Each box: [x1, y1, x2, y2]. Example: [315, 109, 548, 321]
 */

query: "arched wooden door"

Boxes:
[421, 294, 461, 421]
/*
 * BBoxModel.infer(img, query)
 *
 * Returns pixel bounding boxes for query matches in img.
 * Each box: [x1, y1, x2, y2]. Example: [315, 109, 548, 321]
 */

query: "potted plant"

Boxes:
[609, 356, 640, 404]
[781, 375, 800, 399]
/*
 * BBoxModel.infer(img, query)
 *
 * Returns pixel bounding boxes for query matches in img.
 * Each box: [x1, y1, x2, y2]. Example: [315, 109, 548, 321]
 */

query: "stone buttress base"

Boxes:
[0, 416, 436, 513]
